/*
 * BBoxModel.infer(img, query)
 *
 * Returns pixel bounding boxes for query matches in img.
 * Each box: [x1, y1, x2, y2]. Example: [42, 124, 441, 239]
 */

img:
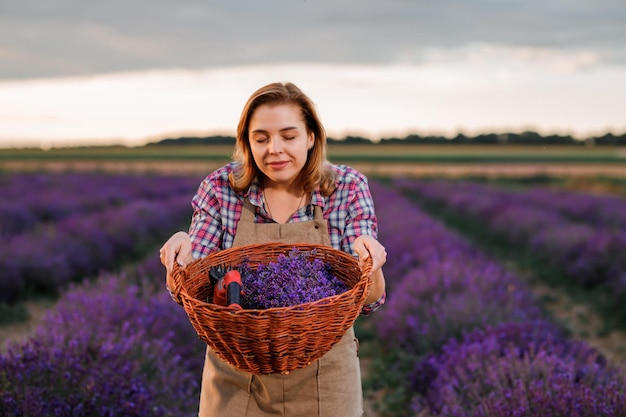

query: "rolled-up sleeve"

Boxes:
[189, 179, 224, 259]
[330, 166, 385, 315]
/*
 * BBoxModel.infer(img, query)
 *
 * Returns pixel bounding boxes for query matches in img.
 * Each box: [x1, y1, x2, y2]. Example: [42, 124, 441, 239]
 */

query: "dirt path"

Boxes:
[501, 260, 626, 369]
[0, 300, 55, 352]
[532, 282, 626, 367]
[360, 357, 383, 417]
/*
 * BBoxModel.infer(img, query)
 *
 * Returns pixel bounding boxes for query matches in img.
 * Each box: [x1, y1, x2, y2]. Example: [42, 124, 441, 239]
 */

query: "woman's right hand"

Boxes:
[159, 231, 194, 275]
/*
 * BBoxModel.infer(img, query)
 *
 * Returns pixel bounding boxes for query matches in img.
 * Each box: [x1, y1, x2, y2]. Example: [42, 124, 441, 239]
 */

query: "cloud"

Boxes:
[1, 0, 625, 79]
[2, 62, 625, 149]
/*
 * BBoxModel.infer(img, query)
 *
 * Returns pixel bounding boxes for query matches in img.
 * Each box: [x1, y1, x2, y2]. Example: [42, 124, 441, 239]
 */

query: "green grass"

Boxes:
[0, 303, 29, 325]
[328, 144, 625, 163]
[0, 145, 232, 161]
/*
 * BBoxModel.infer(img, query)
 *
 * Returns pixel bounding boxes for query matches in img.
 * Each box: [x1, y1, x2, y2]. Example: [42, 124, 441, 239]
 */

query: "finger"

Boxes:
[159, 247, 167, 266]
[163, 248, 179, 273]
[178, 252, 193, 267]
[355, 246, 370, 265]
[357, 250, 372, 271]
[365, 245, 385, 271]
[171, 252, 182, 270]
[171, 239, 193, 268]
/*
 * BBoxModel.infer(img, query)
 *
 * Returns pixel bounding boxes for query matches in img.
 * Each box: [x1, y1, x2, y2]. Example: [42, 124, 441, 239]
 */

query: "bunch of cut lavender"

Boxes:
[240, 249, 349, 309]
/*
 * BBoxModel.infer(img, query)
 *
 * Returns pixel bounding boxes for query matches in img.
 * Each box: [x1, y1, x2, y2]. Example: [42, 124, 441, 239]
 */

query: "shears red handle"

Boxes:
[211, 267, 243, 309]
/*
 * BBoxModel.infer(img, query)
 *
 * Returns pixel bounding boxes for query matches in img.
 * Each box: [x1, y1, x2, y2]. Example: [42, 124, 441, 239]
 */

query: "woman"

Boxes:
[160, 82, 387, 416]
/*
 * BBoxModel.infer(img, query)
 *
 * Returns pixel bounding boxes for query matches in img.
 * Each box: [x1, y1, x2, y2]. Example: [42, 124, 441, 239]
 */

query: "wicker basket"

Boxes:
[170, 242, 372, 375]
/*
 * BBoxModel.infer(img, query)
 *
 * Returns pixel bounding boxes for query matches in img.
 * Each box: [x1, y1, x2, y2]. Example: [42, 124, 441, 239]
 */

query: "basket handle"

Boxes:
[169, 261, 187, 305]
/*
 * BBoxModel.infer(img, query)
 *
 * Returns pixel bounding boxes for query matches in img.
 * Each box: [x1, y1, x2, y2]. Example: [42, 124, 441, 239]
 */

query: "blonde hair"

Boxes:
[228, 82, 336, 196]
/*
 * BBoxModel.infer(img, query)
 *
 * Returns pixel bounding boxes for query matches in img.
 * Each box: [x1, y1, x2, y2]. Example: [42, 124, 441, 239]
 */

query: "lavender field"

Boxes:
[365, 180, 626, 415]
[1, 172, 625, 416]
[0, 173, 202, 304]
[390, 178, 626, 327]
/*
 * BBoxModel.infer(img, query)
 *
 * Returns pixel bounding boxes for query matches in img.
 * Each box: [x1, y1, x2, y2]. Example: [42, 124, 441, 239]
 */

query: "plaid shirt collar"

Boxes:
[245, 175, 326, 210]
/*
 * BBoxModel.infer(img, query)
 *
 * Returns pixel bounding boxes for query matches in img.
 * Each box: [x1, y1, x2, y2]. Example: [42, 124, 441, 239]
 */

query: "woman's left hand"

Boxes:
[353, 235, 387, 274]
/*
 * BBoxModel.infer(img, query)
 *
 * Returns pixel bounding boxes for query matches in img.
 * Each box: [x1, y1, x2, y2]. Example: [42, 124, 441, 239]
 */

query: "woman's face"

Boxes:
[248, 103, 314, 189]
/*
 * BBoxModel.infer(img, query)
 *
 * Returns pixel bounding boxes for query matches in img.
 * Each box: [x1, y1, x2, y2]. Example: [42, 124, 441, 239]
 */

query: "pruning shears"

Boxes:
[209, 265, 244, 310]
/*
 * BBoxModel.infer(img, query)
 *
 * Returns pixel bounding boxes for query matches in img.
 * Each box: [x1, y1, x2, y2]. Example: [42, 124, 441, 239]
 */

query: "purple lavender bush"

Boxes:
[364, 180, 625, 416]
[368, 181, 541, 355]
[367, 181, 477, 281]
[240, 249, 348, 309]
[0, 172, 201, 304]
[0, 172, 201, 237]
[1, 266, 205, 417]
[392, 178, 626, 301]
[0, 339, 168, 417]
[376, 257, 541, 355]
[0, 196, 191, 300]
[0, 202, 38, 236]
[393, 178, 626, 231]
[360, 181, 542, 414]
[411, 321, 626, 417]
[522, 186, 626, 230]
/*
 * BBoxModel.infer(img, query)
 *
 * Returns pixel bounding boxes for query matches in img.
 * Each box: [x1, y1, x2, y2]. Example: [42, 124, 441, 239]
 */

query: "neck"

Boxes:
[263, 184, 308, 224]
[262, 178, 303, 196]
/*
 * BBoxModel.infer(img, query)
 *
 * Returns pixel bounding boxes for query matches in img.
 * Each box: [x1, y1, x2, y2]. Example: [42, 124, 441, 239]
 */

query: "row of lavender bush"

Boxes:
[392, 178, 626, 298]
[0, 253, 206, 417]
[0, 173, 201, 236]
[520, 185, 626, 230]
[367, 180, 626, 416]
[0, 195, 194, 303]
[0, 172, 202, 304]
[397, 179, 626, 230]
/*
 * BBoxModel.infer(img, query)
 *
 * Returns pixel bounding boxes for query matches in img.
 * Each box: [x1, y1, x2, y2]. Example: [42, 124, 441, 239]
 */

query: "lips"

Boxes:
[266, 161, 289, 169]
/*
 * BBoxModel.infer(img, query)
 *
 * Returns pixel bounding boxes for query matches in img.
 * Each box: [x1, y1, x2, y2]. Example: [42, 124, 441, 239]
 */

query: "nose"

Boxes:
[268, 137, 283, 154]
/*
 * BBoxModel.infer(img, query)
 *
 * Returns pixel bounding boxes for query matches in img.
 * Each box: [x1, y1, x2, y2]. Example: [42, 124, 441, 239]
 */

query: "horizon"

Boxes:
[2, 127, 622, 152]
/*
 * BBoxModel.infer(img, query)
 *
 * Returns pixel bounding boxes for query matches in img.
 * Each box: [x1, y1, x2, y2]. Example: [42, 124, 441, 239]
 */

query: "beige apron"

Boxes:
[198, 199, 363, 417]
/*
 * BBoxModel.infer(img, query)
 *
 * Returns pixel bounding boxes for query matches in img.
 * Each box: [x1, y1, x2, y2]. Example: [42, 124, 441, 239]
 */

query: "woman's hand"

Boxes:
[159, 231, 194, 274]
[354, 235, 387, 305]
[353, 235, 387, 273]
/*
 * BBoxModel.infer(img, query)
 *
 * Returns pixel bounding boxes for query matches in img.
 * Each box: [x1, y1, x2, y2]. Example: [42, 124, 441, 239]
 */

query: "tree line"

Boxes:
[150, 131, 626, 146]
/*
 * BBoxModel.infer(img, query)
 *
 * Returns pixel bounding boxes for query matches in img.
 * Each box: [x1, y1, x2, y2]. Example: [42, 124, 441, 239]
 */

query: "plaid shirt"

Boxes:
[188, 162, 385, 315]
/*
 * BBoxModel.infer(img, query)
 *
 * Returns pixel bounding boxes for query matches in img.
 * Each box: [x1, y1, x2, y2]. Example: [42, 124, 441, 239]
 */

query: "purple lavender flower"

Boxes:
[391, 178, 626, 307]
[0, 338, 166, 417]
[240, 249, 349, 309]
[411, 321, 626, 417]
[0, 195, 193, 298]
[366, 180, 626, 415]
[1, 271, 205, 417]
[368, 181, 541, 355]
[0, 172, 202, 237]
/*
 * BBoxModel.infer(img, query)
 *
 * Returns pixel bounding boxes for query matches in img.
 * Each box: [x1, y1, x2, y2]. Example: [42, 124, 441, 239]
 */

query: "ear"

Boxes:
[307, 132, 315, 150]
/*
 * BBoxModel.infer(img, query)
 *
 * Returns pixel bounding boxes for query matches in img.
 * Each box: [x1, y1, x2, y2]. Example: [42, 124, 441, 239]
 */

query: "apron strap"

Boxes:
[240, 198, 256, 224]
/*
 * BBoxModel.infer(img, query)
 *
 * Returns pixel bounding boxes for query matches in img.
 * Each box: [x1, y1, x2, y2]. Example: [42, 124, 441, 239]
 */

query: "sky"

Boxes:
[1, 0, 626, 148]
